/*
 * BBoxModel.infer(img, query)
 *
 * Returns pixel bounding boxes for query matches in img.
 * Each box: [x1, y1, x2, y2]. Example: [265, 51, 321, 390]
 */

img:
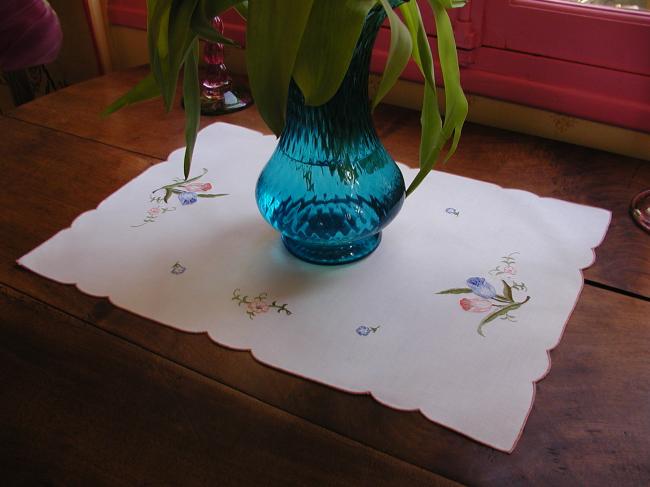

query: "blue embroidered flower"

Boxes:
[356, 325, 380, 336]
[178, 191, 198, 205]
[356, 325, 371, 336]
[466, 277, 497, 299]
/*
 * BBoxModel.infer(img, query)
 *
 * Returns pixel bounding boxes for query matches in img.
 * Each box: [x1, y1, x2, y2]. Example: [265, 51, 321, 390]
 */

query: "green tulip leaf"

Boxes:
[102, 72, 160, 116]
[160, 0, 200, 112]
[406, 0, 468, 196]
[234, 0, 248, 20]
[372, 0, 412, 110]
[146, 0, 171, 104]
[246, 0, 314, 135]
[191, 0, 240, 45]
[293, 0, 375, 107]
[399, 1, 443, 173]
[182, 39, 201, 179]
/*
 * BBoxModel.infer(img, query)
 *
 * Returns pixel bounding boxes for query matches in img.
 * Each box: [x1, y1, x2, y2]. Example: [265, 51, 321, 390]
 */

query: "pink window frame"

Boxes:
[107, 0, 650, 133]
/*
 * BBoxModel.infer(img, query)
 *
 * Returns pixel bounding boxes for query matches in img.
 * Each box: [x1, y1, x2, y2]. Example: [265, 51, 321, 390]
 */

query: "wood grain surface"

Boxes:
[1, 285, 457, 487]
[6, 67, 649, 297]
[2, 68, 649, 486]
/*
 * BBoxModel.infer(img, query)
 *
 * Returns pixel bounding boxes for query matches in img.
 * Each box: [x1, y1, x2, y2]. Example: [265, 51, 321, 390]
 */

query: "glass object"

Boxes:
[255, 4, 406, 265]
[630, 189, 650, 233]
[199, 16, 252, 115]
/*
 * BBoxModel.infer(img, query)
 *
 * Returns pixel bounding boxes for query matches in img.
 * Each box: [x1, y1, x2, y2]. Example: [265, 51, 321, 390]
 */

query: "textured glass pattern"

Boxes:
[256, 5, 406, 265]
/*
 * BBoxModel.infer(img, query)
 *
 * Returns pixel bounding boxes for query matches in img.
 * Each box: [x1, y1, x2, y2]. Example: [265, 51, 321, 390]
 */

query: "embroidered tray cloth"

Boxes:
[19, 122, 611, 452]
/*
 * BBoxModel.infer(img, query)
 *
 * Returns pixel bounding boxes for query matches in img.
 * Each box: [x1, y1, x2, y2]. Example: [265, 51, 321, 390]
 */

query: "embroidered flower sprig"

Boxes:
[151, 168, 228, 206]
[133, 168, 227, 227]
[232, 288, 292, 320]
[437, 253, 530, 337]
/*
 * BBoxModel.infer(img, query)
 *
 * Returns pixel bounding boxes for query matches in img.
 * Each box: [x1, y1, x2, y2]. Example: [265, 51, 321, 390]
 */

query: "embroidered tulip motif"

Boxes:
[459, 298, 493, 313]
[466, 277, 497, 299]
[132, 168, 227, 228]
[437, 253, 531, 336]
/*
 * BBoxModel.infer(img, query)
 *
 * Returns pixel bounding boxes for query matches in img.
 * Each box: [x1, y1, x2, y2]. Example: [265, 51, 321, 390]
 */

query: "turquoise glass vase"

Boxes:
[255, 4, 406, 265]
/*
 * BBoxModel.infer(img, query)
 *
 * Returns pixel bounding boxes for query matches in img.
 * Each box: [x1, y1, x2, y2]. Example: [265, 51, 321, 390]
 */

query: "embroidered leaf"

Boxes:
[436, 288, 472, 294]
[163, 188, 174, 203]
[502, 280, 513, 302]
[492, 295, 511, 303]
[197, 193, 229, 198]
[478, 296, 530, 336]
[373, 0, 412, 110]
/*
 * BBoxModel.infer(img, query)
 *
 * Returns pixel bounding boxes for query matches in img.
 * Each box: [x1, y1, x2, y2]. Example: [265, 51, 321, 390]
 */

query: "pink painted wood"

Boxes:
[106, 0, 650, 133]
[483, 0, 650, 76]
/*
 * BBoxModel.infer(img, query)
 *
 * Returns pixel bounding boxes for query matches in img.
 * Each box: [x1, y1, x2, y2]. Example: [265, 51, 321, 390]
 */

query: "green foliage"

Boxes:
[102, 72, 159, 116]
[106, 0, 468, 193]
[372, 0, 412, 110]
[182, 39, 200, 179]
[191, 0, 240, 45]
[293, 0, 376, 106]
[406, 0, 468, 196]
[246, 0, 314, 135]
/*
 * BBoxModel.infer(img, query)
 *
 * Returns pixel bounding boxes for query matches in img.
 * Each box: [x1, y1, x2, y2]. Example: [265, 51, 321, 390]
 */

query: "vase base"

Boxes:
[282, 234, 381, 265]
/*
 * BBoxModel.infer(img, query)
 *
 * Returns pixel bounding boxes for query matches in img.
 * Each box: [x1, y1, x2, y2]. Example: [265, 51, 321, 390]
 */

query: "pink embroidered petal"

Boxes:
[460, 297, 493, 313]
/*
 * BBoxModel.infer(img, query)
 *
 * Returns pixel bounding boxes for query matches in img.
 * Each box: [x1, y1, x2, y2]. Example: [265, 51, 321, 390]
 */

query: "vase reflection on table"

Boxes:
[255, 3, 406, 265]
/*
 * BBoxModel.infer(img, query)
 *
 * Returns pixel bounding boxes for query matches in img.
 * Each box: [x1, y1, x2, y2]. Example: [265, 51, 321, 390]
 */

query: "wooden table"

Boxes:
[2, 67, 649, 486]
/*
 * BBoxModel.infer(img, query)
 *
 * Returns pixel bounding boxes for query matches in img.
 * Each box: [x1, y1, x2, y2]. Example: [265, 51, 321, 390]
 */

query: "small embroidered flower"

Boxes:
[446, 207, 460, 216]
[183, 182, 213, 192]
[466, 277, 497, 299]
[148, 207, 161, 216]
[459, 297, 492, 313]
[171, 262, 186, 275]
[247, 301, 270, 314]
[178, 191, 198, 206]
[232, 289, 291, 319]
[356, 325, 380, 336]
[503, 265, 516, 275]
